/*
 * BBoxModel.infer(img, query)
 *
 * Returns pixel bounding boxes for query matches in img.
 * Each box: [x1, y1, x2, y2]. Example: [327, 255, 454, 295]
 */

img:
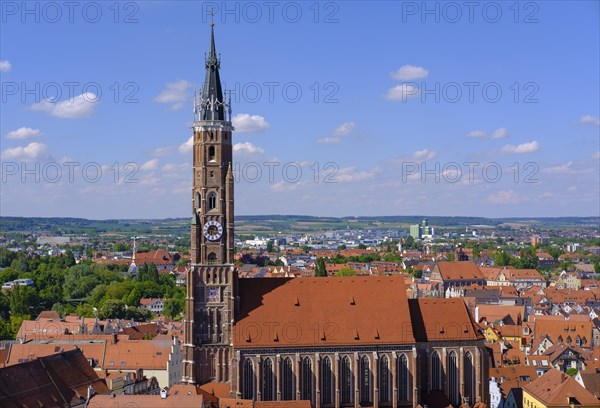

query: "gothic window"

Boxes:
[208, 253, 217, 265]
[282, 357, 294, 400]
[243, 359, 254, 400]
[359, 355, 372, 404]
[262, 358, 274, 401]
[464, 352, 475, 405]
[575, 336, 581, 346]
[209, 354, 216, 380]
[207, 192, 217, 211]
[195, 192, 201, 209]
[208, 145, 216, 161]
[448, 351, 460, 407]
[300, 357, 313, 401]
[321, 356, 333, 405]
[566, 336, 572, 345]
[379, 355, 390, 403]
[398, 354, 410, 402]
[340, 355, 353, 405]
[431, 351, 442, 391]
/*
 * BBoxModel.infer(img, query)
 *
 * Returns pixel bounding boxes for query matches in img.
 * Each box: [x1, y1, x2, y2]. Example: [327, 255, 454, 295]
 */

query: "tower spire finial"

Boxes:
[210, 8, 215, 27]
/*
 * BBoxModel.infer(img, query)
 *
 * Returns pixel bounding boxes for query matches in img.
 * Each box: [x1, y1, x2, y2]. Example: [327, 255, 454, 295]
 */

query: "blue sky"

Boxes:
[1, 1, 599, 219]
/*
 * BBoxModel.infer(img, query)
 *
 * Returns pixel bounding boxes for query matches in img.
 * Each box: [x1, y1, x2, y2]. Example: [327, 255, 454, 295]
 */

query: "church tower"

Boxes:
[183, 24, 237, 385]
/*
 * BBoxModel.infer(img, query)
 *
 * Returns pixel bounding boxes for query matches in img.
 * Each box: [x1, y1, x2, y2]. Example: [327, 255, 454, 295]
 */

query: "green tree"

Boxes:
[446, 252, 456, 262]
[63, 264, 99, 300]
[314, 258, 327, 277]
[337, 244, 347, 251]
[9, 285, 38, 316]
[565, 368, 578, 376]
[493, 250, 512, 266]
[266, 240, 274, 253]
[163, 298, 182, 319]
[357, 243, 367, 250]
[335, 267, 356, 277]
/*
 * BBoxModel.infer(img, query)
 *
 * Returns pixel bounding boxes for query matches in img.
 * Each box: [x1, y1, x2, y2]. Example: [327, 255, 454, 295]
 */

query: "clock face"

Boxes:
[203, 220, 223, 241]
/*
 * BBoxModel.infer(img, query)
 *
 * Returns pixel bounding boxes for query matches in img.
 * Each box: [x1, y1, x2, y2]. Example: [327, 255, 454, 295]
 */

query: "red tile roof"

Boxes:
[234, 277, 415, 348]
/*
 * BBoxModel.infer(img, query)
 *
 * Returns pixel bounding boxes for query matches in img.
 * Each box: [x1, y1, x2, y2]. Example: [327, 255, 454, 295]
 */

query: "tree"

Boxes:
[337, 244, 347, 251]
[357, 243, 367, 250]
[266, 240, 274, 253]
[9, 285, 38, 316]
[565, 368, 578, 376]
[163, 298, 182, 319]
[404, 236, 415, 249]
[493, 250, 512, 266]
[63, 264, 99, 300]
[446, 252, 456, 262]
[335, 267, 356, 277]
[314, 258, 327, 277]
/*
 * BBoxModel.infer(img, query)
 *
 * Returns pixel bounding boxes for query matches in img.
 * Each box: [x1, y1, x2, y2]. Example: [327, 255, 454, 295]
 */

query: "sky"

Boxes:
[1, 1, 599, 219]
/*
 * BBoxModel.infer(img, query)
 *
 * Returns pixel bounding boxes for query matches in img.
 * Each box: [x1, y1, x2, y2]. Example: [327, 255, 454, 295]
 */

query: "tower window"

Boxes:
[208, 146, 216, 161]
[210, 171, 215, 179]
[208, 253, 217, 265]
[208, 192, 217, 211]
[195, 192, 201, 209]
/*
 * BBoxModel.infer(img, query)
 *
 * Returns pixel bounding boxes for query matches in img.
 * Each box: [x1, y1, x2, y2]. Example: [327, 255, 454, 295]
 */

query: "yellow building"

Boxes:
[522, 369, 598, 408]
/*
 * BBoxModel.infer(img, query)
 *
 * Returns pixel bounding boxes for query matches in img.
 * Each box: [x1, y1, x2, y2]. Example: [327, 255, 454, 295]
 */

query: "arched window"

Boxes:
[340, 356, 353, 405]
[398, 354, 410, 402]
[207, 253, 217, 265]
[300, 357, 313, 401]
[566, 336, 572, 345]
[379, 355, 390, 403]
[208, 145, 216, 161]
[282, 357, 294, 400]
[431, 351, 441, 391]
[262, 358, 274, 401]
[208, 192, 217, 211]
[359, 355, 371, 404]
[575, 336, 581, 347]
[209, 354, 216, 380]
[195, 192, 201, 209]
[448, 351, 459, 406]
[464, 352, 475, 406]
[321, 356, 333, 405]
[243, 359, 254, 400]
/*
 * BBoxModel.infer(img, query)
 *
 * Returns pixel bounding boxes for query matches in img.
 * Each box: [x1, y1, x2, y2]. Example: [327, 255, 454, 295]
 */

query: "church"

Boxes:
[182, 26, 489, 408]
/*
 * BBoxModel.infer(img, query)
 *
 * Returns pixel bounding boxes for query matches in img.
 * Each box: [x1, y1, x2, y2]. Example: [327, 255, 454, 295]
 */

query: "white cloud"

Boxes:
[491, 127, 508, 139]
[467, 130, 487, 138]
[141, 159, 159, 171]
[593, 151, 600, 160]
[501, 141, 540, 154]
[232, 114, 270, 133]
[1, 142, 49, 160]
[0, 60, 11, 72]
[153, 146, 173, 157]
[467, 127, 508, 139]
[385, 83, 420, 101]
[155, 80, 190, 110]
[6, 127, 42, 139]
[412, 149, 437, 160]
[336, 166, 381, 182]
[31, 93, 98, 118]
[179, 136, 193, 154]
[317, 122, 356, 144]
[270, 180, 309, 192]
[233, 142, 264, 155]
[486, 190, 524, 205]
[542, 162, 574, 175]
[580, 114, 600, 126]
[390, 65, 429, 80]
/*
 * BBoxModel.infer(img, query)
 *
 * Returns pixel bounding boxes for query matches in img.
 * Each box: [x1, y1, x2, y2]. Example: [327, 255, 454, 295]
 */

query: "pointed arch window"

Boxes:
[359, 355, 372, 404]
[431, 351, 441, 391]
[262, 358, 274, 401]
[243, 359, 254, 400]
[282, 357, 294, 400]
[300, 357, 313, 401]
[340, 356, 353, 405]
[448, 351, 460, 407]
[379, 355, 390, 403]
[575, 336, 581, 347]
[207, 253, 217, 265]
[464, 351, 475, 406]
[208, 145, 216, 161]
[398, 354, 410, 402]
[207, 192, 217, 211]
[209, 354, 216, 380]
[195, 192, 201, 209]
[321, 356, 333, 405]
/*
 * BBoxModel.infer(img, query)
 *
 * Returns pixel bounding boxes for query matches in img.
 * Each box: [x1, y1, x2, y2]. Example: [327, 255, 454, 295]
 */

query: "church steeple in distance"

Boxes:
[199, 23, 226, 121]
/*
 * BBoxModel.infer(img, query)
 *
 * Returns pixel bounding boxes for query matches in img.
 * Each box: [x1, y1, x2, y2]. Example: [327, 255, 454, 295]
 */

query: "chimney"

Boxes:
[160, 388, 168, 399]
[111, 333, 118, 345]
[475, 306, 479, 323]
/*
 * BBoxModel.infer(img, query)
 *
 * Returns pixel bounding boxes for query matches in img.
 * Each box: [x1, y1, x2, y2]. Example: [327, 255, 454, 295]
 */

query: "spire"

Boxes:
[200, 23, 225, 121]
